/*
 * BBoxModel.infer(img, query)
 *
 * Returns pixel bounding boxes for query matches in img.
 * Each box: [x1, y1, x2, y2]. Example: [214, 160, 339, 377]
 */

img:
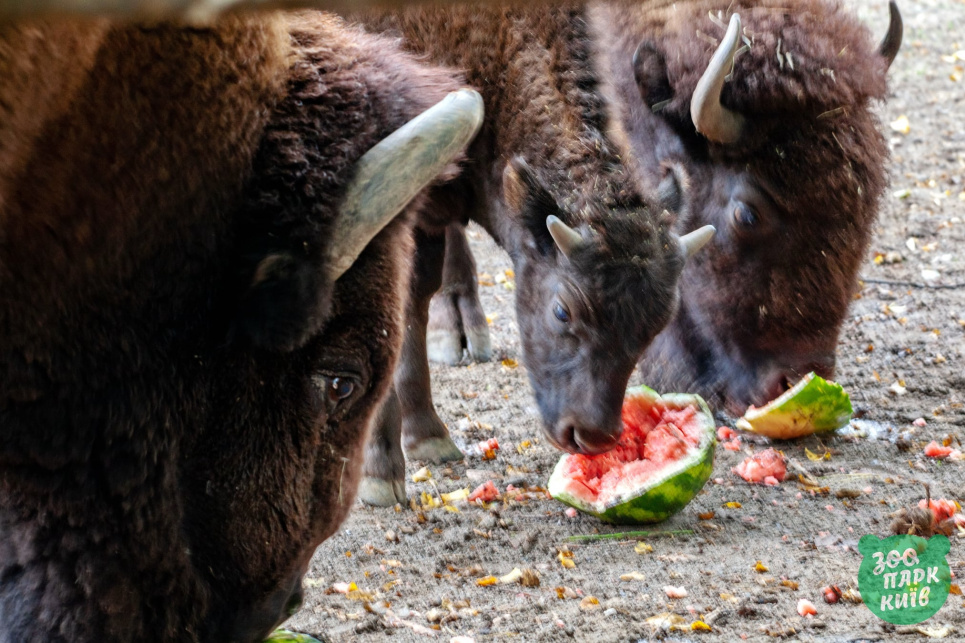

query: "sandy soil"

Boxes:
[286, 1, 965, 640]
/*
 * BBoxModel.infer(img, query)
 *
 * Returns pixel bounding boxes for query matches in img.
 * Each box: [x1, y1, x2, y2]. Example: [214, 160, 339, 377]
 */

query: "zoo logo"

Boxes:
[857, 534, 951, 625]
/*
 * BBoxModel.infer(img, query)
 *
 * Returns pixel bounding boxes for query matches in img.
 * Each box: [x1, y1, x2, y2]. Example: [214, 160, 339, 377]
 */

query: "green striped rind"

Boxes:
[547, 386, 717, 525]
[264, 631, 323, 643]
[735, 372, 852, 440]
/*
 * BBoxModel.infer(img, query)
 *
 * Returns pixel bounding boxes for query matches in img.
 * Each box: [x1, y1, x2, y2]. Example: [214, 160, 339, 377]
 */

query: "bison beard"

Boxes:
[0, 13, 478, 643]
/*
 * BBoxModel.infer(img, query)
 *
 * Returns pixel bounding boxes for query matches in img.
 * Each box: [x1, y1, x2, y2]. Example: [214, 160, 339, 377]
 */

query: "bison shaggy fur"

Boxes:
[0, 12, 462, 642]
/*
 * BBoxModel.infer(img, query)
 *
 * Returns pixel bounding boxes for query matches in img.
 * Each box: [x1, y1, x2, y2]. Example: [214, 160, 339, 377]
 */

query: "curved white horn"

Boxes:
[691, 13, 745, 144]
[546, 215, 583, 258]
[328, 89, 485, 280]
[680, 224, 716, 258]
[878, 0, 903, 69]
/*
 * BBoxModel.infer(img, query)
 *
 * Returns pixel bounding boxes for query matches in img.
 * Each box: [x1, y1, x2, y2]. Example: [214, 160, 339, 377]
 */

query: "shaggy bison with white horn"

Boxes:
[0, 12, 481, 642]
[595, 0, 903, 414]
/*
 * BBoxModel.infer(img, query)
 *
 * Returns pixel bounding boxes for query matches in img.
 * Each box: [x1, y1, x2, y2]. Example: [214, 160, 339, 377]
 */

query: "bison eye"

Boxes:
[733, 202, 758, 229]
[553, 302, 570, 323]
[329, 377, 355, 402]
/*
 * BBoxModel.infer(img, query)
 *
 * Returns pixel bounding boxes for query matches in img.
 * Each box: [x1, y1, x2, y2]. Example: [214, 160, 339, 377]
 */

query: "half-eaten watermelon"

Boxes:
[735, 372, 852, 440]
[548, 386, 716, 524]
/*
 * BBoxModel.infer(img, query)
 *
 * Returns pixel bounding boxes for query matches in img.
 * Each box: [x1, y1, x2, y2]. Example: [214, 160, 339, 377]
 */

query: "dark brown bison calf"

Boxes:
[353, 3, 715, 506]
[0, 12, 480, 642]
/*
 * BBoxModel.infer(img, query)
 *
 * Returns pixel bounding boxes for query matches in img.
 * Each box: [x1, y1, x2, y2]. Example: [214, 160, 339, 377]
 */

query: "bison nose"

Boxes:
[223, 568, 306, 643]
[553, 415, 621, 455]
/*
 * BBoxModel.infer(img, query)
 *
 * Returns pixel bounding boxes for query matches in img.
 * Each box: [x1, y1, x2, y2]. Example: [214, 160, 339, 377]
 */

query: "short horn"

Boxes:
[691, 13, 745, 144]
[679, 224, 716, 258]
[546, 215, 583, 258]
[877, 1, 903, 69]
[328, 89, 485, 280]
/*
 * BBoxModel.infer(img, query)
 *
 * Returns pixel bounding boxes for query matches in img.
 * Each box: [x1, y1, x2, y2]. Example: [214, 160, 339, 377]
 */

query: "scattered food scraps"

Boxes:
[620, 571, 647, 581]
[890, 114, 910, 134]
[558, 550, 576, 569]
[579, 596, 601, 610]
[923, 441, 963, 460]
[664, 586, 688, 599]
[822, 585, 842, 604]
[717, 426, 738, 441]
[733, 448, 787, 484]
[441, 488, 470, 504]
[468, 480, 500, 503]
[920, 498, 961, 524]
[412, 467, 432, 483]
[635, 542, 654, 554]
[797, 599, 817, 617]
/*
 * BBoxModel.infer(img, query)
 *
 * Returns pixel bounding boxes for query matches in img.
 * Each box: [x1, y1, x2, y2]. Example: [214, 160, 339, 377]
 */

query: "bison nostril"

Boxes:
[285, 585, 304, 617]
[573, 426, 621, 455]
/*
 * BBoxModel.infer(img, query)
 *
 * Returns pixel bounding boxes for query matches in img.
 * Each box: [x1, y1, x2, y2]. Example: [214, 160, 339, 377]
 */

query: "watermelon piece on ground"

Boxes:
[735, 372, 852, 440]
[548, 386, 716, 524]
[733, 448, 787, 485]
[264, 631, 322, 643]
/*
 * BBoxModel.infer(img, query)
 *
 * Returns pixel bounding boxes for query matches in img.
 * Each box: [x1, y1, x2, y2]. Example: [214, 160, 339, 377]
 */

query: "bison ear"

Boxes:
[503, 157, 560, 257]
[633, 40, 674, 109]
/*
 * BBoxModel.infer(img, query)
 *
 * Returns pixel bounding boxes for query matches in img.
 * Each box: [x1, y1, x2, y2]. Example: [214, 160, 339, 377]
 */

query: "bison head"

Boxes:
[616, 1, 901, 414]
[502, 157, 713, 453]
[0, 14, 481, 638]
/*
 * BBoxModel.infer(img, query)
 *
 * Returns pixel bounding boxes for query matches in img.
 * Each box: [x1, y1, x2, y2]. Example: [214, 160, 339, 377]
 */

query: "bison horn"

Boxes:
[679, 224, 716, 259]
[878, 1, 903, 69]
[691, 13, 745, 144]
[328, 89, 485, 280]
[546, 215, 583, 258]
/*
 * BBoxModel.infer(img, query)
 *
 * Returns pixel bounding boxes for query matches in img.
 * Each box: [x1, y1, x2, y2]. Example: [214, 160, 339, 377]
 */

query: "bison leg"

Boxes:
[426, 222, 492, 365]
[358, 388, 407, 506]
[398, 228, 464, 463]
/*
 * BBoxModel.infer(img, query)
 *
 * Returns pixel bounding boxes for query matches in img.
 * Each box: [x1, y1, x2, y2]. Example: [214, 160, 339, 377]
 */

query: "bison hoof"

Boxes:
[465, 325, 492, 362]
[426, 328, 464, 365]
[405, 436, 464, 463]
[357, 477, 406, 507]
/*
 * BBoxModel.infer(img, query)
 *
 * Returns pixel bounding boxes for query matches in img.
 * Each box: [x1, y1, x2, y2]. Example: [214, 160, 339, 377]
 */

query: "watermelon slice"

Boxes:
[264, 631, 321, 643]
[548, 386, 716, 524]
[735, 372, 852, 440]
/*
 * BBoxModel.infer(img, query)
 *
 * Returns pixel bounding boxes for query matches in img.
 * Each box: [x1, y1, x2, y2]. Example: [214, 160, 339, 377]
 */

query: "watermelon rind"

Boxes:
[735, 372, 852, 440]
[547, 386, 717, 525]
[263, 630, 323, 643]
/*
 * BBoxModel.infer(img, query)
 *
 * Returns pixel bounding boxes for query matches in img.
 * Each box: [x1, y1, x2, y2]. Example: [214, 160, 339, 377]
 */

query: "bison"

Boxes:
[0, 12, 480, 642]
[424, 0, 901, 424]
[352, 4, 716, 506]
[594, 0, 901, 413]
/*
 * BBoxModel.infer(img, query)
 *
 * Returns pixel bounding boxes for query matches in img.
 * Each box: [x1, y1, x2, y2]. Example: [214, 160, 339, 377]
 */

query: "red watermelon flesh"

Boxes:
[560, 402, 702, 504]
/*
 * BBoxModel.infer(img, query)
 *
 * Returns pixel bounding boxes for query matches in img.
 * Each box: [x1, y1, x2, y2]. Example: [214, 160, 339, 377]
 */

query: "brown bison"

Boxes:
[423, 0, 901, 426]
[0, 12, 480, 642]
[594, 0, 901, 413]
[353, 3, 715, 506]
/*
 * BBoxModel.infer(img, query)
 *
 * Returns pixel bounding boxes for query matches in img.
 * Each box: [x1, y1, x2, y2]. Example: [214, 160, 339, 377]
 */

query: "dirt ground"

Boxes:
[286, 1, 965, 640]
